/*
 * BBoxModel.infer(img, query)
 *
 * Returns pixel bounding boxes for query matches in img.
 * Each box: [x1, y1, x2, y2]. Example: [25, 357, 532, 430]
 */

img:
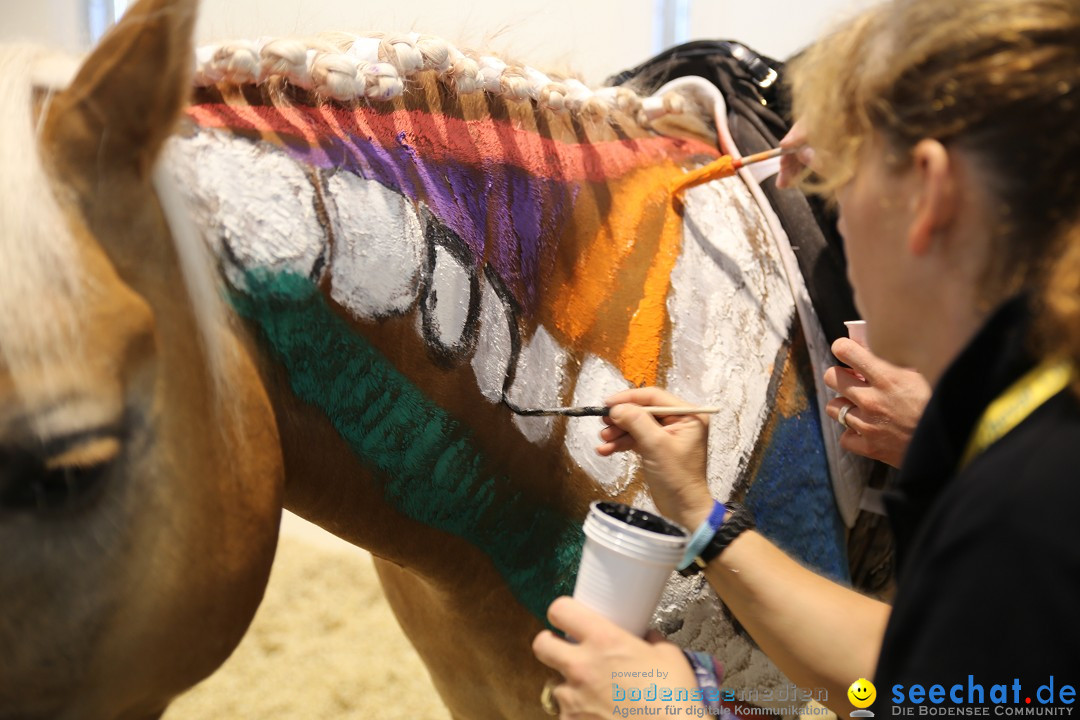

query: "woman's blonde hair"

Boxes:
[788, 0, 1080, 377]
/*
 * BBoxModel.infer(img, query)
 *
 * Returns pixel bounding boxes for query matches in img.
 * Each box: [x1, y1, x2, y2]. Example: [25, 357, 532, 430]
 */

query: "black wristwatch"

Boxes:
[677, 502, 756, 577]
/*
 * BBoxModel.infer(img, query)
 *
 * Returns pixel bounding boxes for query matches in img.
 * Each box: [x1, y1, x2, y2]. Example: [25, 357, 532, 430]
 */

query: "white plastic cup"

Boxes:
[573, 501, 688, 637]
[845, 320, 869, 348]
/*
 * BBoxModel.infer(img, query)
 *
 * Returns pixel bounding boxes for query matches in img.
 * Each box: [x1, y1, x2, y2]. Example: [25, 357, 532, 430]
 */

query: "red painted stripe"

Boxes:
[186, 103, 718, 182]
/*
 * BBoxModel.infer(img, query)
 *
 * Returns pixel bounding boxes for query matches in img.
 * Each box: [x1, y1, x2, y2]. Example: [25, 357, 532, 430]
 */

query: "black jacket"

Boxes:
[875, 296, 1080, 708]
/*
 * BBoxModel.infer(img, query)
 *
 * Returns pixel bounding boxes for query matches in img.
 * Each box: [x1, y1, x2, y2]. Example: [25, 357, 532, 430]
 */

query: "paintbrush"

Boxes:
[505, 401, 721, 417]
[670, 146, 796, 208]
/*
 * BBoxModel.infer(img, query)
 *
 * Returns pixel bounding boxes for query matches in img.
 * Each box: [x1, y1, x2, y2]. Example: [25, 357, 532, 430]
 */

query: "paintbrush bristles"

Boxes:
[511, 405, 610, 417]
[669, 155, 736, 204]
[670, 146, 797, 210]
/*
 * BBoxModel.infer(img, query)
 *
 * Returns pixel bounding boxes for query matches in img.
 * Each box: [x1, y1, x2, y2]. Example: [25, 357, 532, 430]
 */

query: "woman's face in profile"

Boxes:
[834, 136, 921, 364]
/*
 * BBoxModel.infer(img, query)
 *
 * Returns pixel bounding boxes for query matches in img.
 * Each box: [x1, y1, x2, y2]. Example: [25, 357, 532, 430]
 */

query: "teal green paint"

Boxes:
[232, 270, 582, 621]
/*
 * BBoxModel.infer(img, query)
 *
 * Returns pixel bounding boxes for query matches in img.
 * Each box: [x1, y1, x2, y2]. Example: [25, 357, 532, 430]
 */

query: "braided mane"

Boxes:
[192, 31, 715, 141]
[184, 28, 726, 373]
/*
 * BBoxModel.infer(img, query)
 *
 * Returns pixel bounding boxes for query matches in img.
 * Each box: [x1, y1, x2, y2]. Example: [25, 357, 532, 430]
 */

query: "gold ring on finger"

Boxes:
[540, 680, 560, 716]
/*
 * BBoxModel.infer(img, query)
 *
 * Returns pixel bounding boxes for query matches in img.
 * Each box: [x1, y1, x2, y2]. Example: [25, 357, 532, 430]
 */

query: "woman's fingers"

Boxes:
[824, 362, 876, 408]
[532, 629, 576, 671]
[776, 154, 803, 189]
[596, 435, 636, 457]
[547, 597, 617, 643]
[838, 428, 877, 458]
[776, 121, 810, 188]
[831, 337, 887, 385]
[779, 121, 808, 149]
[644, 629, 667, 644]
[607, 404, 668, 453]
[598, 424, 627, 443]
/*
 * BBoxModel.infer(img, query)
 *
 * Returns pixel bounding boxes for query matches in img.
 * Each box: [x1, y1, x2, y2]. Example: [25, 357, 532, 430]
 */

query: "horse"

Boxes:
[0, 3, 284, 719]
[1, 0, 884, 717]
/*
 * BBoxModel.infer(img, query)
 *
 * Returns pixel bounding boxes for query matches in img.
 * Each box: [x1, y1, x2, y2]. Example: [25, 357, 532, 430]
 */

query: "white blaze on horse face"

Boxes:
[471, 275, 514, 403]
[564, 354, 636, 493]
[665, 182, 793, 504]
[327, 173, 423, 319]
[507, 326, 569, 444]
[165, 130, 326, 285]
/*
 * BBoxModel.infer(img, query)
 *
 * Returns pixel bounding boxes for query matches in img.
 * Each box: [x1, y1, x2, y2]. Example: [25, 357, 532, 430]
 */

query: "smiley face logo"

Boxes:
[848, 678, 877, 709]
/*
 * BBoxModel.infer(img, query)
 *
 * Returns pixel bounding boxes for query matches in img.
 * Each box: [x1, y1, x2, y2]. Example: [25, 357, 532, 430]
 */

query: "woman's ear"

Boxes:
[907, 139, 956, 256]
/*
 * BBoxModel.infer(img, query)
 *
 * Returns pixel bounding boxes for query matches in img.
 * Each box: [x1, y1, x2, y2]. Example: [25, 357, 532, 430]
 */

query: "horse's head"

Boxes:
[0, 1, 284, 718]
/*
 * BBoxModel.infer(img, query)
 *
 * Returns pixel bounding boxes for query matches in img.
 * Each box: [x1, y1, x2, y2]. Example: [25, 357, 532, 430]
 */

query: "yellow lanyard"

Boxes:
[959, 357, 1073, 470]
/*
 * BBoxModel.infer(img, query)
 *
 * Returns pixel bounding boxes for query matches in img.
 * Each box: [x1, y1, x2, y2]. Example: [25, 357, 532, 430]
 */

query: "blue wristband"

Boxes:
[682, 649, 731, 716]
[677, 500, 726, 571]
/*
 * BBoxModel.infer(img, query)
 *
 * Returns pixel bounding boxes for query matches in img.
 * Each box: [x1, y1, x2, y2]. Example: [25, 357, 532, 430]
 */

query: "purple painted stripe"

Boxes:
[278, 131, 575, 316]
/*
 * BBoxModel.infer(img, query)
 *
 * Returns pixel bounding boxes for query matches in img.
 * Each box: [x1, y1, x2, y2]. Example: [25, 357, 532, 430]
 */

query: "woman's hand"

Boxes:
[776, 122, 815, 189]
[532, 597, 702, 719]
[824, 338, 932, 468]
[598, 387, 714, 530]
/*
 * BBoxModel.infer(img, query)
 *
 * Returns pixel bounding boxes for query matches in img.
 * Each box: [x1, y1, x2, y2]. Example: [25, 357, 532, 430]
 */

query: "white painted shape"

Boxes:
[471, 276, 514, 403]
[428, 245, 472, 348]
[665, 178, 794, 505]
[326, 172, 423, 319]
[564, 354, 634, 494]
[166, 130, 326, 286]
[507, 326, 568, 444]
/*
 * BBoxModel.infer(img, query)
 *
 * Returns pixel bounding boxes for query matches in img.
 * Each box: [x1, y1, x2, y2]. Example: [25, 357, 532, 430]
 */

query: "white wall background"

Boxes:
[1, 0, 875, 85]
[1, 0, 91, 54]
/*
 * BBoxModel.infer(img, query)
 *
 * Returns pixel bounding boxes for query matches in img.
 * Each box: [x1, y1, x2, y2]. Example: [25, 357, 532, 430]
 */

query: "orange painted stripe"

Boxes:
[618, 201, 685, 387]
[546, 165, 675, 345]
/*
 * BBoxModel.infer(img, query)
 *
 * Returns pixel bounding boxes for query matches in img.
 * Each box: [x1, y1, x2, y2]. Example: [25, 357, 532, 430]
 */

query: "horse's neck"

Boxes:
[166, 81, 734, 618]
[173, 79, 722, 383]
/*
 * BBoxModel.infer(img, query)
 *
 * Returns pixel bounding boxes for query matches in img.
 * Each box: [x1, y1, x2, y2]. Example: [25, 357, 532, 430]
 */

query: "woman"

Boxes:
[533, 0, 1080, 715]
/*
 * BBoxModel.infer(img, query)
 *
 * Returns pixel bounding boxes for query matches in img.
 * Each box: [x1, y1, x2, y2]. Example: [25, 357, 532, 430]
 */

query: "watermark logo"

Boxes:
[850, 679, 878, 718]
[889, 676, 1076, 716]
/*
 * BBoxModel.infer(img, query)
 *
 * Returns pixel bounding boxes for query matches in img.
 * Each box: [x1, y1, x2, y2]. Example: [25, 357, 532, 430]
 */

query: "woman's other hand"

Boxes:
[532, 597, 701, 719]
[824, 338, 931, 467]
[776, 121, 814, 189]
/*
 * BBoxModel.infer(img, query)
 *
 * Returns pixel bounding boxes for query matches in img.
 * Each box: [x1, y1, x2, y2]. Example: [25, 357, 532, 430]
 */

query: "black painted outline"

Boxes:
[307, 168, 335, 284]
[418, 210, 481, 368]
[483, 264, 523, 400]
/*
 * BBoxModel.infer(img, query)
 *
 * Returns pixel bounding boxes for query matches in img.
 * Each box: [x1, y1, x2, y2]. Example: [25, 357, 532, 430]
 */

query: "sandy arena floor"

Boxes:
[164, 512, 453, 720]
[165, 514, 838, 720]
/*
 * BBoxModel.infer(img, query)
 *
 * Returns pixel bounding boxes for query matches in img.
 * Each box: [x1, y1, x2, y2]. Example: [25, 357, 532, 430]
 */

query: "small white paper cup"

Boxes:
[573, 501, 688, 637]
[844, 320, 869, 348]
